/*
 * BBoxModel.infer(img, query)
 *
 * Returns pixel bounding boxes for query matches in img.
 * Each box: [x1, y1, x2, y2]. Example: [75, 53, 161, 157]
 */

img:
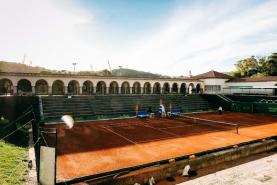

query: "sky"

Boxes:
[0, 0, 277, 76]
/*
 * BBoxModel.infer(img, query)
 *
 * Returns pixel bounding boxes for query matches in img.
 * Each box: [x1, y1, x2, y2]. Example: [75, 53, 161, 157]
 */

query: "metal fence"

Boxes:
[227, 101, 277, 115]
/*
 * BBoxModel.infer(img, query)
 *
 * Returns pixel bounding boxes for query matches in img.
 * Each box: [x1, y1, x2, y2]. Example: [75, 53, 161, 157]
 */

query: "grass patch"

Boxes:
[0, 140, 28, 185]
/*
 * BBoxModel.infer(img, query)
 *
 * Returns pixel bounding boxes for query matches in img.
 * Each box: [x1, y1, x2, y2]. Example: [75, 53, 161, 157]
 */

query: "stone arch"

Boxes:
[68, 80, 79, 95]
[17, 79, 32, 95]
[0, 78, 13, 95]
[153, 82, 161, 94]
[162, 82, 170, 94]
[196, 83, 201, 94]
[35, 79, 48, 95]
[52, 80, 65, 95]
[172, 83, 178, 93]
[96, 81, 106, 94]
[188, 83, 195, 94]
[132, 82, 141, 94]
[109, 81, 119, 94]
[143, 82, 151, 94]
[121, 81, 130, 94]
[180, 83, 187, 94]
[82, 80, 93, 95]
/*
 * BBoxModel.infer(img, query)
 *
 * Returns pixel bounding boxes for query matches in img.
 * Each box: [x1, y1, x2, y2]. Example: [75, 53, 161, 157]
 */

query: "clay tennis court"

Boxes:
[44, 112, 277, 182]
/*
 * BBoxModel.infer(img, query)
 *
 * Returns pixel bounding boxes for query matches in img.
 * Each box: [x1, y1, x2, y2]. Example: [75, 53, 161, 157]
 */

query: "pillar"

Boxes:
[106, 87, 109, 94]
[118, 87, 121, 94]
[79, 86, 82, 95]
[32, 86, 35, 95]
[13, 86, 17, 95]
[65, 86, 68, 95]
[93, 87, 96, 94]
[48, 86, 52, 95]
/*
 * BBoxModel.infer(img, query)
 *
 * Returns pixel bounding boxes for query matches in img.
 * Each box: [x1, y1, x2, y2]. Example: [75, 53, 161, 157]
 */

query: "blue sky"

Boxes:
[0, 0, 276, 76]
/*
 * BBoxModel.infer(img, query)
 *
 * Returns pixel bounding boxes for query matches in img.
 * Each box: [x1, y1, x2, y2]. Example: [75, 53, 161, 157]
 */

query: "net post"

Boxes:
[236, 125, 239, 134]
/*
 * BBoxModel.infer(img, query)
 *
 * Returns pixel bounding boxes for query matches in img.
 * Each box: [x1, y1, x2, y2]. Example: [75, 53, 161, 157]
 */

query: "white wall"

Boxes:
[200, 78, 229, 94]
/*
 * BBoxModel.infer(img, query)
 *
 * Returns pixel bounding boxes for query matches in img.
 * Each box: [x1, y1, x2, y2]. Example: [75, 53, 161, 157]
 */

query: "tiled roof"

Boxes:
[227, 76, 277, 82]
[193, 70, 231, 79]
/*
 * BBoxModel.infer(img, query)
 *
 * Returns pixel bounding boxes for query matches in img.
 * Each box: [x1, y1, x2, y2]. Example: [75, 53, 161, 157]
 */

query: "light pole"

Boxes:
[72, 62, 77, 72]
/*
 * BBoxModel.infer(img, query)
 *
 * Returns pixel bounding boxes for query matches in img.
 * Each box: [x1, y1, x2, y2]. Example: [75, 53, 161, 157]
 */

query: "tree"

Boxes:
[230, 53, 277, 77]
[233, 56, 260, 77]
[262, 53, 277, 76]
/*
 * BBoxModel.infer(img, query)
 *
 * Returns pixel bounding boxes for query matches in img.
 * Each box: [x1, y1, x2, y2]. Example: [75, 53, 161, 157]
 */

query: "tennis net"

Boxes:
[179, 115, 239, 134]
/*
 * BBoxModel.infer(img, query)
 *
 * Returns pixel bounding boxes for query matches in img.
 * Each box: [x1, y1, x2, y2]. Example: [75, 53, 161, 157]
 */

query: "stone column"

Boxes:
[130, 87, 133, 94]
[13, 86, 17, 95]
[65, 86, 68, 95]
[48, 86, 52, 95]
[79, 86, 82, 95]
[32, 86, 35, 95]
[93, 87, 96, 94]
[118, 87, 121, 94]
[106, 87, 109, 94]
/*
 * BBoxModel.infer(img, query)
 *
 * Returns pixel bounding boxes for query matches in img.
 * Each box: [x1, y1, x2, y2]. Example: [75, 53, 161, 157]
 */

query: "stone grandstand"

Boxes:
[41, 94, 213, 122]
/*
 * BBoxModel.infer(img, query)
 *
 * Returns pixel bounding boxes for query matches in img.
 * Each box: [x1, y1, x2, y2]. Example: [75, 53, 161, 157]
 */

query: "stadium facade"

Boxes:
[0, 70, 276, 96]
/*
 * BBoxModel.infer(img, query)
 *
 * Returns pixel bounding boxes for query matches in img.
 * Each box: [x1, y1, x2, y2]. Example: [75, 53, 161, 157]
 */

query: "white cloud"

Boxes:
[122, 0, 277, 76]
[0, 0, 276, 76]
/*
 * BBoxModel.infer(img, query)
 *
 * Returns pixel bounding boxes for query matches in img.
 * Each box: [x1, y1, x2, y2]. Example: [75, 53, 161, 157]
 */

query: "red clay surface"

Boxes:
[44, 112, 277, 182]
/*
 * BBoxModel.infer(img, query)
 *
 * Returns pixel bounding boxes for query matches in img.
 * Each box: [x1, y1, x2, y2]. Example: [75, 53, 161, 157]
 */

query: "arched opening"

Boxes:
[274, 84, 277, 96]
[35, 79, 48, 95]
[153, 82, 161, 94]
[163, 83, 170, 94]
[109, 81, 119, 94]
[188, 83, 195, 94]
[52, 80, 64, 95]
[121, 81, 130, 94]
[96, 81, 106, 94]
[82, 80, 93, 95]
[132, 82, 141, 94]
[0, 78, 13, 95]
[68, 80, 79, 95]
[17, 79, 32, 95]
[143, 82, 151, 94]
[172, 83, 178, 93]
[196, 83, 201, 94]
[180, 83, 187, 94]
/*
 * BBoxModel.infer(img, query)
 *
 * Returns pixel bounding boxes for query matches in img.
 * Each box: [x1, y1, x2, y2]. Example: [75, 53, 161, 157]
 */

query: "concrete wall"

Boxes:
[102, 139, 277, 185]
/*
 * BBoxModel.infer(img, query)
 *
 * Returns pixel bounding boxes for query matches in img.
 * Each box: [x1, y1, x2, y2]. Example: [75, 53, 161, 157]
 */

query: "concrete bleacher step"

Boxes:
[41, 95, 213, 122]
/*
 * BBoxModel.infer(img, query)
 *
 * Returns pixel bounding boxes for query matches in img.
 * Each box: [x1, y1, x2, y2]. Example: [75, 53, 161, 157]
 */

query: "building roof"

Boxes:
[227, 76, 277, 83]
[193, 70, 231, 79]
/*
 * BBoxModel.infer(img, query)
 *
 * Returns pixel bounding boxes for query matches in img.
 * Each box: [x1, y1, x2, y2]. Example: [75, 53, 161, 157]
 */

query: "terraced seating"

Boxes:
[41, 95, 213, 122]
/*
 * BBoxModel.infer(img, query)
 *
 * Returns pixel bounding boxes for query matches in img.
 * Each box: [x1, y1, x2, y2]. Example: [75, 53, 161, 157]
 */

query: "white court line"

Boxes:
[102, 126, 139, 145]
[140, 122, 181, 137]
[213, 136, 226, 141]
[102, 125, 160, 157]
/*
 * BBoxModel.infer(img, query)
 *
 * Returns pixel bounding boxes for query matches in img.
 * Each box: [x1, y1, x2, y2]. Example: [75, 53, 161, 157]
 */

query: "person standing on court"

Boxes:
[218, 106, 223, 115]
